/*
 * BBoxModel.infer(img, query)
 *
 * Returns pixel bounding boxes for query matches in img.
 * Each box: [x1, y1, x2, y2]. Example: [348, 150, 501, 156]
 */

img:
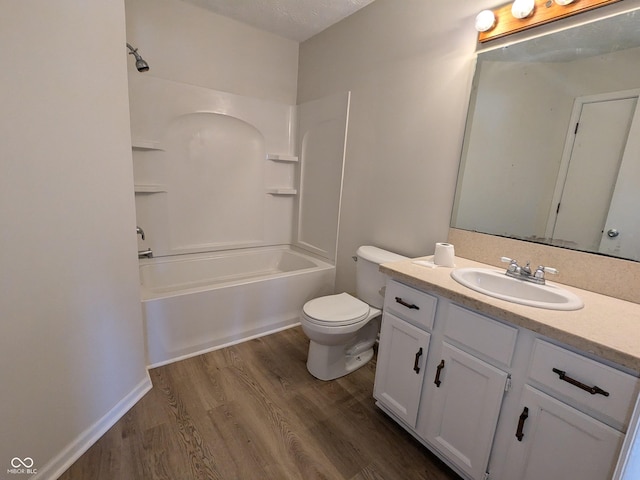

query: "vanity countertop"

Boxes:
[380, 256, 640, 373]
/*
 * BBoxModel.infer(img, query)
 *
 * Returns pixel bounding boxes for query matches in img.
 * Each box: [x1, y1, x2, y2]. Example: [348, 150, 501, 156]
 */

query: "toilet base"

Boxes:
[306, 341, 375, 381]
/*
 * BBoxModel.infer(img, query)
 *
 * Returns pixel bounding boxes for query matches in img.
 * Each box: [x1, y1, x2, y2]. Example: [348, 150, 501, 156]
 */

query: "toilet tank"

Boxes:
[356, 246, 408, 308]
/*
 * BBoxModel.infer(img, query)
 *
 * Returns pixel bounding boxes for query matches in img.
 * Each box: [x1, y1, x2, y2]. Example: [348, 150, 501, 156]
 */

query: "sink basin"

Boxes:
[450, 268, 584, 310]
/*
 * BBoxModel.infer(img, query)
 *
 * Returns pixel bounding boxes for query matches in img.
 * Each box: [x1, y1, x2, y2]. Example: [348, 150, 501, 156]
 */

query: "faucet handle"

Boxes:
[534, 265, 558, 279]
[501, 257, 519, 273]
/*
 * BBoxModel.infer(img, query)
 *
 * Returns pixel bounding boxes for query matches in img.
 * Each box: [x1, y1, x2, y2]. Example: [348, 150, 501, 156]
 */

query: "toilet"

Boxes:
[300, 246, 407, 381]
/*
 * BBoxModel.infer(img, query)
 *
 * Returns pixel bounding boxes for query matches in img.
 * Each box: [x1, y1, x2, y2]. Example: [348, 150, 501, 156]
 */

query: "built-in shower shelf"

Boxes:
[266, 188, 297, 196]
[134, 184, 167, 193]
[266, 154, 298, 162]
[132, 139, 163, 151]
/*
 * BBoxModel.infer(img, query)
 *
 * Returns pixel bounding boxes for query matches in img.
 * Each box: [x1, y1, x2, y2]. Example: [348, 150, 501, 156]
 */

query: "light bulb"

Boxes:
[475, 10, 496, 32]
[511, 0, 535, 19]
[554, 0, 576, 5]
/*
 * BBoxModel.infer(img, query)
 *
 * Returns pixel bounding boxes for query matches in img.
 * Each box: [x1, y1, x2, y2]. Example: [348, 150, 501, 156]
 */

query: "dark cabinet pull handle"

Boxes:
[516, 407, 529, 441]
[395, 297, 419, 310]
[552, 368, 610, 397]
[434, 359, 445, 387]
[413, 348, 423, 374]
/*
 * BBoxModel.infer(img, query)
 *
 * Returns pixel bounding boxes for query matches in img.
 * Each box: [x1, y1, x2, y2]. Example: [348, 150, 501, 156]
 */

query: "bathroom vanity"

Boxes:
[374, 256, 640, 480]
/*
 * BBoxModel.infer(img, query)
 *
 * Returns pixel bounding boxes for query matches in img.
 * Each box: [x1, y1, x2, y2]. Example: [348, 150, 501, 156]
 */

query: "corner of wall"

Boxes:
[38, 375, 152, 479]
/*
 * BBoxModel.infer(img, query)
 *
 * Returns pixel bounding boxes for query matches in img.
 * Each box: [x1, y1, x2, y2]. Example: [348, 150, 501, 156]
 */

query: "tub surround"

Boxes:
[380, 255, 640, 373]
[129, 73, 350, 369]
[130, 74, 350, 264]
[129, 74, 297, 258]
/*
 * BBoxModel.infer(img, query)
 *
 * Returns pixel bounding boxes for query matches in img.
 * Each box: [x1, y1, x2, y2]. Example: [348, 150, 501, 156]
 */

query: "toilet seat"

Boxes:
[302, 292, 370, 327]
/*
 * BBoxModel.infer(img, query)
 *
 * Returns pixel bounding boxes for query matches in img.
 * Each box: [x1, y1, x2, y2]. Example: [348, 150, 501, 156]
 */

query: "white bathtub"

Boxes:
[140, 245, 335, 367]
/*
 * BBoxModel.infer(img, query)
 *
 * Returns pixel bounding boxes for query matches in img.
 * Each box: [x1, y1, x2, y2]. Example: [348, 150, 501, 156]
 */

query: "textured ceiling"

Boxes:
[180, 0, 376, 42]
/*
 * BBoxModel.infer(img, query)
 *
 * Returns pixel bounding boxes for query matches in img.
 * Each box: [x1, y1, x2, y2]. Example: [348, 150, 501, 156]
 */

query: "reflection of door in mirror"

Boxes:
[599, 95, 640, 261]
[548, 91, 638, 253]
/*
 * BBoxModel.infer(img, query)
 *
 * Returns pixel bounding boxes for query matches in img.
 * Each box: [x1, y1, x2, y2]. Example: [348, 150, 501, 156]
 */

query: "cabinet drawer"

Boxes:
[444, 304, 518, 368]
[528, 339, 640, 430]
[384, 280, 437, 331]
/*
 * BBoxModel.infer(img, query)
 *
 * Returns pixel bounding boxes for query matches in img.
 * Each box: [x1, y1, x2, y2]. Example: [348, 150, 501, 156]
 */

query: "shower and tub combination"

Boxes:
[129, 69, 350, 366]
[140, 246, 334, 367]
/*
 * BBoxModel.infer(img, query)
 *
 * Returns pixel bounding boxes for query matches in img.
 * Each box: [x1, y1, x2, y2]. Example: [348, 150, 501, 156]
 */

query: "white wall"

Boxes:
[298, 0, 640, 294]
[298, 0, 499, 293]
[0, 1, 149, 477]
[125, 0, 299, 104]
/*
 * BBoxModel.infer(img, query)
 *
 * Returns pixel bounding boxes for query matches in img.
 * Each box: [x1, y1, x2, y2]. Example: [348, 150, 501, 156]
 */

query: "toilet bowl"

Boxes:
[301, 293, 381, 380]
[300, 246, 407, 381]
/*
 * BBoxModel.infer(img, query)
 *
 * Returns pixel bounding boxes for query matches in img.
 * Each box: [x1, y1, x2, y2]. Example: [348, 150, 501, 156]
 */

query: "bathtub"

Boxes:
[140, 245, 335, 367]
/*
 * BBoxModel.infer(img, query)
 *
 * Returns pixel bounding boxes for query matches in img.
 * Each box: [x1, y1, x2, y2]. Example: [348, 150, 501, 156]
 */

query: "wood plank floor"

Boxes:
[59, 326, 461, 480]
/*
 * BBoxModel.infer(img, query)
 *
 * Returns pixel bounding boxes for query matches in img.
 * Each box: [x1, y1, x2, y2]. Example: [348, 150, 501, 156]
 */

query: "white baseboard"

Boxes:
[35, 374, 153, 480]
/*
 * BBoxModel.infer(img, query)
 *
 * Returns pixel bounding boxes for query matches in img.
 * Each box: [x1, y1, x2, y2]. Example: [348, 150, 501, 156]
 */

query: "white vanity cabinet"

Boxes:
[374, 278, 640, 480]
[420, 304, 517, 480]
[498, 339, 637, 480]
[501, 385, 623, 480]
[374, 280, 437, 427]
[420, 341, 509, 480]
[375, 281, 515, 480]
[374, 312, 431, 427]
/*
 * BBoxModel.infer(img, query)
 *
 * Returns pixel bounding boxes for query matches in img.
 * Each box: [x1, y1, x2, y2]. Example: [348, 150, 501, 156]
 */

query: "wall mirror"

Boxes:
[452, 9, 640, 262]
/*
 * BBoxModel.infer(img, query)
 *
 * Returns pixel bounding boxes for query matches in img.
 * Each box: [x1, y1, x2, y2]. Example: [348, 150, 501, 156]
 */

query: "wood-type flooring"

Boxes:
[59, 326, 460, 480]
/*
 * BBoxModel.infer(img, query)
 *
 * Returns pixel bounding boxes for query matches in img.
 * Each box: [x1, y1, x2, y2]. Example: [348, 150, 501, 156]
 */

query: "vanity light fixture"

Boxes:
[475, 10, 497, 32]
[476, 0, 621, 43]
[511, 0, 535, 19]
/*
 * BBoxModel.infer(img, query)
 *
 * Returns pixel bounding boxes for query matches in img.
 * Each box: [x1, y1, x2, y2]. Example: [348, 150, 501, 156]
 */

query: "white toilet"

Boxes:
[300, 246, 407, 380]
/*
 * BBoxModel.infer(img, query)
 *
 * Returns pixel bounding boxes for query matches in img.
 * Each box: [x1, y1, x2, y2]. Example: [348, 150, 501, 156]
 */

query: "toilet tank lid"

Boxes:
[356, 246, 408, 264]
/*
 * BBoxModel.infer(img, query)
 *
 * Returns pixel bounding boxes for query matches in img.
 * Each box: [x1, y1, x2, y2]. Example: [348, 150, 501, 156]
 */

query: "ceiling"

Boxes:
[180, 0, 376, 42]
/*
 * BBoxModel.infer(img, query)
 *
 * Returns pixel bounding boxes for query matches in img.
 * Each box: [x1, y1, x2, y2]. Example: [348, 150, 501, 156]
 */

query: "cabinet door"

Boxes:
[502, 385, 624, 480]
[374, 312, 431, 428]
[422, 342, 508, 480]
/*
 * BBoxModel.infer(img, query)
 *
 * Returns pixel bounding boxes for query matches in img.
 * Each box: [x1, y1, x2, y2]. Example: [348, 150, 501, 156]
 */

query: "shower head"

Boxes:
[126, 43, 149, 72]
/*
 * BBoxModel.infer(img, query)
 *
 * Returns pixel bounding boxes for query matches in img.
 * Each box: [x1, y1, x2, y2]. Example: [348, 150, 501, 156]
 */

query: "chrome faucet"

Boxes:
[500, 257, 557, 285]
[136, 226, 151, 258]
